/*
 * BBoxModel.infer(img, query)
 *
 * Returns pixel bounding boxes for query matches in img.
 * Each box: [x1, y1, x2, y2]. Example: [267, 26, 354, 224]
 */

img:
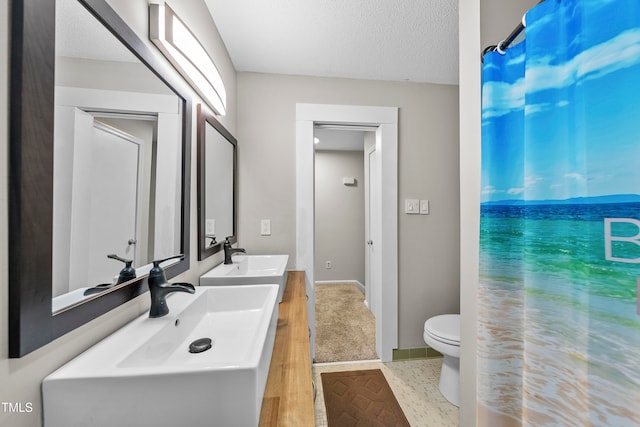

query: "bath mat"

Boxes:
[321, 369, 410, 427]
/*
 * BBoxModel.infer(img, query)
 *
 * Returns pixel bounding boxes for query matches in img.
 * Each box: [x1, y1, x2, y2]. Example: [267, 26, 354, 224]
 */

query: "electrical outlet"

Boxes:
[325, 261, 332, 269]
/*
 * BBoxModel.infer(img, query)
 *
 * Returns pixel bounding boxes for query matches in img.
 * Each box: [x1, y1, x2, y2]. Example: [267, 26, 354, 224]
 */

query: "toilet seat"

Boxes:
[423, 313, 461, 406]
[425, 329, 459, 346]
[424, 314, 460, 346]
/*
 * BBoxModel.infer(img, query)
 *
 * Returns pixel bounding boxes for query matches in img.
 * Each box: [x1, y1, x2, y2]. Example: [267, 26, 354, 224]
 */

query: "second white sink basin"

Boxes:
[43, 284, 279, 427]
[200, 254, 289, 302]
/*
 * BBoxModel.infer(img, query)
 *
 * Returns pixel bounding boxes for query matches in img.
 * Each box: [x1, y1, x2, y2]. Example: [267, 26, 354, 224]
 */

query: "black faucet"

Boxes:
[83, 254, 137, 296]
[223, 236, 246, 264]
[205, 234, 217, 247]
[147, 254, 195, 318]
[108, 253, 137, 284]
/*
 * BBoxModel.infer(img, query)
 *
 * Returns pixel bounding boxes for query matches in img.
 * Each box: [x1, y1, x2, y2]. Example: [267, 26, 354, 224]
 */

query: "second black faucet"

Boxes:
[223, 237, 246, 264]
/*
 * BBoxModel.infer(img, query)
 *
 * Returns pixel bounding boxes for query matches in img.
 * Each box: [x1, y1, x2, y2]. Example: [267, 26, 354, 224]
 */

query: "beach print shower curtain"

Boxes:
[480, 0, 640, 425]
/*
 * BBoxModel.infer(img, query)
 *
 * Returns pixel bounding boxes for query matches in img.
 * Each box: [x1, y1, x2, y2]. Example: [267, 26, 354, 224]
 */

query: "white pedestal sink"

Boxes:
[43, 284, 279, 427]
[200, 255, 289, 302]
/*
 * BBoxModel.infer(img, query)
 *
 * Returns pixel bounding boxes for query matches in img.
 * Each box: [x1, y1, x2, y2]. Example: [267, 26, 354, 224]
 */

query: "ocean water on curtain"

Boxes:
[479, 0, 640, 425]
[480, 203, 640, 424]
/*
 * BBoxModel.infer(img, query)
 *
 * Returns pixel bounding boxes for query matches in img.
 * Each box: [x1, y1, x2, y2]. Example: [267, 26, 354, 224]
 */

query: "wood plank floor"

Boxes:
[259, 271, 315, 426]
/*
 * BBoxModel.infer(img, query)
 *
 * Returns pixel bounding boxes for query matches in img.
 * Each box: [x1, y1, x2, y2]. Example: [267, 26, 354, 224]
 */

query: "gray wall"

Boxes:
[314, 150, 365, 283]
[0, 1, 236, 425]
[236, 72, 461, 348]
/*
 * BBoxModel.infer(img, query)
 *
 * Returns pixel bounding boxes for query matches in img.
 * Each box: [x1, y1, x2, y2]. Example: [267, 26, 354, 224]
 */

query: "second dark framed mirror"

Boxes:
[197, 104, 237, 260]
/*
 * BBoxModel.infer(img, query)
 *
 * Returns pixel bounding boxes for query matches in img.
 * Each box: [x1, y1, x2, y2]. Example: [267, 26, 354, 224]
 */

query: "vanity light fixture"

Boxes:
[149, 1, 226, 116]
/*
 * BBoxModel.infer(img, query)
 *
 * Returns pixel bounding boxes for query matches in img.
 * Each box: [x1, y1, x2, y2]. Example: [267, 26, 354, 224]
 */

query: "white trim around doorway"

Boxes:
[295, 103, 398, 362]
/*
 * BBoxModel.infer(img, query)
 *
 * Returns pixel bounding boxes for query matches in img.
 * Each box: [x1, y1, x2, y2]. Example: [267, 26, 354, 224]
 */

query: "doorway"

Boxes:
[64, 110, 157, 292]
[52, 86, 181, 299]
[295, 103, 398, 362]
[71, 116, 144, 288]
[313, 127, 375, 362]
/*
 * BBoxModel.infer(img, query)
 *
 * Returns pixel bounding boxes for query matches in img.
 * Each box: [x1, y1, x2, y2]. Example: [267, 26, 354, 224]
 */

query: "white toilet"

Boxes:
[423, 314, 460, 407]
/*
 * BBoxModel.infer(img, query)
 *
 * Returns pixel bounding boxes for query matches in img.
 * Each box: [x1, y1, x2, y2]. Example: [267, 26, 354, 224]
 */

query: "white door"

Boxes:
[369, 129, 384, 358]
[69, 113, 142, 288]
[88, 122, 141, 283]
[365, 143, 378, 314]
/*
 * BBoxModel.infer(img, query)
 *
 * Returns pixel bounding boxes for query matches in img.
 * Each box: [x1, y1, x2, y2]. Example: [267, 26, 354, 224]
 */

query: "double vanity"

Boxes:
[42, 255, 313, 427]
[9, 1, 313, 426]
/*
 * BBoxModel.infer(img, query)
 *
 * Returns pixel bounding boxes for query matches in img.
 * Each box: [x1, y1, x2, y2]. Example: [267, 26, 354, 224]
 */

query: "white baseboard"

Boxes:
[315, 280, 365, 294]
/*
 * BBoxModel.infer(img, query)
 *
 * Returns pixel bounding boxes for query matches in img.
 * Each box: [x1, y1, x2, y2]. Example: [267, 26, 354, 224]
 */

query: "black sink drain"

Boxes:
[188, 337, 213, 353]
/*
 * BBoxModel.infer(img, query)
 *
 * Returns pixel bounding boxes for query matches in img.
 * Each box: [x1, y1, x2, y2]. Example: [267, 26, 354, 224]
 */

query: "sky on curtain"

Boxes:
[481, 0, 640, 203]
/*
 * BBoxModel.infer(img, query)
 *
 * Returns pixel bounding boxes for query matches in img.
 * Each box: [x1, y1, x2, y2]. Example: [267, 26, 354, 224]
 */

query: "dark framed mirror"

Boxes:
[9, 0, 192, 357]
[197, 104, 237, 260]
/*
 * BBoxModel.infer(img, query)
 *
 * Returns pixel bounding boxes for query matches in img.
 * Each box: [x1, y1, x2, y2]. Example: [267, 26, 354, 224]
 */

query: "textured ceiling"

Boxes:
[204, 0, 459, 85]
[57, 0, 137, 62]
[57, 0, 175, 96]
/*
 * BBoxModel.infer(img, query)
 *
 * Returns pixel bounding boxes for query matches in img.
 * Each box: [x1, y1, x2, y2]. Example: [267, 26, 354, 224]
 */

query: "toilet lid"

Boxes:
[424, 314, 460, 344]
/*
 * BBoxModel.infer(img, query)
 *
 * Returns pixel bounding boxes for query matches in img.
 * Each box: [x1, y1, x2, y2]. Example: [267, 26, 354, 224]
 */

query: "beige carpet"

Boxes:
[315, 284, 378, 363]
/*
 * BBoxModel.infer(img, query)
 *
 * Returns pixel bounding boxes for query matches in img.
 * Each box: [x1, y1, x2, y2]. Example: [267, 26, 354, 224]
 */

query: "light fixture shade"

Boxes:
[150, 2, 226, 116]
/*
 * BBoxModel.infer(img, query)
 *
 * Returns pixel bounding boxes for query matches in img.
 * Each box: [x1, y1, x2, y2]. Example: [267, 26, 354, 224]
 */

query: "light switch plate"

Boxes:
[260, 219, 271, 236]
[205, 219, 216, 234]
[405, 199, 419, 214]
[420, 200, 429, 215]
